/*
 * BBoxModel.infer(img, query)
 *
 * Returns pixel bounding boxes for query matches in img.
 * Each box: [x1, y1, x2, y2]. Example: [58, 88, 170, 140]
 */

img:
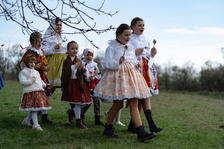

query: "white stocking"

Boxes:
[73, 105, 81, 119]
[25, 112, 32, 121]
[31, 111, 38, 126]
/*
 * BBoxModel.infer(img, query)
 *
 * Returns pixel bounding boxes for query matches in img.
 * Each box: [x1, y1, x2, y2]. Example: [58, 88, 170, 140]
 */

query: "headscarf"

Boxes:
[24, 54, 36, 68]
[80, 48, 94, 62]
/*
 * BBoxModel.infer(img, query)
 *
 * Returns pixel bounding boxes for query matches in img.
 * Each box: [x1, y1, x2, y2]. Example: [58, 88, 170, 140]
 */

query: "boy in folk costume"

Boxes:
[19, 32, 53, 124]
[61, 41, 91, 130]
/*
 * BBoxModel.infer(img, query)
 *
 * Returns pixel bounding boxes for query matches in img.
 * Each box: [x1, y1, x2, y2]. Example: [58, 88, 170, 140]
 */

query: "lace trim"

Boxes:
[19, 106, 52, 111]
[93, 92, 152, 103]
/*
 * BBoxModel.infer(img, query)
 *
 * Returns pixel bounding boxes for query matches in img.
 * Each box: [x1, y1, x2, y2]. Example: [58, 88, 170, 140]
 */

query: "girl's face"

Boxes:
[67, 43, 78, 57]
[117, 29, 131, 45]
[29, 61, 35, 69]
[56, 21, 62, 33]
[132, 21, 145, 35]
[32, 37, 42, 50]
[85, 51, 93, 63]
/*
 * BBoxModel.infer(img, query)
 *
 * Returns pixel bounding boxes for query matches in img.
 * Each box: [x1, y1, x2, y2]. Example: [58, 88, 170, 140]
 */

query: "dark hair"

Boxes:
[55, 17, 62, 24]
[130, 17, 144, 29]
[116, 24, 131, 39]
[29, 32, 42, 44]
[67, 41, 78, 49]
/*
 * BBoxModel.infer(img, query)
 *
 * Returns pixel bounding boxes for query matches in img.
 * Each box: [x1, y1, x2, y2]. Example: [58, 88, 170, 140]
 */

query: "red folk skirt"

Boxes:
[19, 91, 52, 111]
[88, 78, 99, 93]
[61, 79, 91, 105]
[142, 58, 159, 94]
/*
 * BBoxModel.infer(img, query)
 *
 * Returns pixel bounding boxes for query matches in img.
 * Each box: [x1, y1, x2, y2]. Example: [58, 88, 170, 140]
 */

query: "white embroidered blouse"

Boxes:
[101, 40, 138, 70]
[81, 60, 101, 82]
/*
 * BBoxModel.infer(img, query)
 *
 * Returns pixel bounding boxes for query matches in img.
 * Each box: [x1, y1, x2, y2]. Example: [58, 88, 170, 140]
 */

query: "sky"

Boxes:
[1, 0, 224, 71]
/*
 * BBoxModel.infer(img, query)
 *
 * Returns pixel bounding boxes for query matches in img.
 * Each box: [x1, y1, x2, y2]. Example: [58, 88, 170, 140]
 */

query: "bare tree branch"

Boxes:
[0, 0, 118, 48]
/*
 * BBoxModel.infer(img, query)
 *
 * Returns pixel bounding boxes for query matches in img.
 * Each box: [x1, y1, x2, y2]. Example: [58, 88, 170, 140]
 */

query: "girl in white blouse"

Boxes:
[93, 24, 156, 142]
[128, 17, 162, 134]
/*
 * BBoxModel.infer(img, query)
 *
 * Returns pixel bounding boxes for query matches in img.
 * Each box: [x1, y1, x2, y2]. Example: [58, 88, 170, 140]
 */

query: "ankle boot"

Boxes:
[136, 125, 156, 142]
[128, 119, 137, 133]
[41, 114, 53, 124]
[66, 109, 74, 124]
[75, 119, 88, 130]
[144, 109, 163, 133]
[95, 115, 104, 126]
[102, 124, 119, 138]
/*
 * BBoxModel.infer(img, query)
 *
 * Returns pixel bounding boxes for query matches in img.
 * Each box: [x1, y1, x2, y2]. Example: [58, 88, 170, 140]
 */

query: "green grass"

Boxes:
[1, 80, 224, 149]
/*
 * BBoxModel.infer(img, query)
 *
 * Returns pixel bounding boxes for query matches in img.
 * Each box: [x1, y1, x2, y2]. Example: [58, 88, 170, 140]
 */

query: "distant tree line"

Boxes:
[1, 44, 224, 92]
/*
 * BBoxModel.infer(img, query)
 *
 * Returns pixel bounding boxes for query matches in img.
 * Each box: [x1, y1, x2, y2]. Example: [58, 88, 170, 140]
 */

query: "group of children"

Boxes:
[18, 17, 162, 142]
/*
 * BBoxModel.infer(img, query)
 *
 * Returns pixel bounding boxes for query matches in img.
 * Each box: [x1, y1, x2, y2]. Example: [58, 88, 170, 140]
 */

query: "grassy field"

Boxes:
[0, 80, 224, 149]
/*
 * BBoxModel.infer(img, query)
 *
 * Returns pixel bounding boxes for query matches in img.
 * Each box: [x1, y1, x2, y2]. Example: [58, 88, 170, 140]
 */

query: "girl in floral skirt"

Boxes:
[19, 54, 52, 131]
[93, 24, 156, 142]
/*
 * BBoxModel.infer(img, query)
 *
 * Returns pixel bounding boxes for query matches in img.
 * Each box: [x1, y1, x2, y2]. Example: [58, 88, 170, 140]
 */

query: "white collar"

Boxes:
[81, 60, 97, 69]
[26, 46, 43, 56]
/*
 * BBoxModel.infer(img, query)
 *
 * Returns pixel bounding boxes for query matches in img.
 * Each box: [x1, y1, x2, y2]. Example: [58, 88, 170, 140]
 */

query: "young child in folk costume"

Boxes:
[42, 17, 68, 94]
[19, 54, 52, 131]
[61, 41, 91, 130]
[128, 17, 162, 134]
[19, 32, 53, 124]
[93, 24, 156, 142]
[80, 48, 104, 125]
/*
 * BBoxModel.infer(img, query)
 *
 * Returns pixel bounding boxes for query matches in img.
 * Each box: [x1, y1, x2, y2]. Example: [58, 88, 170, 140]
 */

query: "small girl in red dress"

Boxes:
[19, 54, 52, 131]
[80, 48, 104, 125]
[61, 41, 91, 130]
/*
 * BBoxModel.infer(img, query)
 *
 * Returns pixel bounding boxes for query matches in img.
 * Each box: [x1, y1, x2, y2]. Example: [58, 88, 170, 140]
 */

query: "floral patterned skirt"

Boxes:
[93, 62, 151, 103]
[61, 79, 91, 105]
[19, 91, 52, 111]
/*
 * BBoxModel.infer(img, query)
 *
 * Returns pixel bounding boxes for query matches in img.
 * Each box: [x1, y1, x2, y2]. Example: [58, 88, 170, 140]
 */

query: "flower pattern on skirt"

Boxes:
[93, 62, 151, 103]
[19, 91, 52, 111]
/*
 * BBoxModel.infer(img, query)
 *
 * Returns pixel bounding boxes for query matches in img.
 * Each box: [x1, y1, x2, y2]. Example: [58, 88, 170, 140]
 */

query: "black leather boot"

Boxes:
[144, 109, 163, 133]
[41, 114, 53, 124]
[136, 125, 156, 142]
[128, 119, 137, 133]
[95, 115, 104, 126]
[102, 124, 119, 138]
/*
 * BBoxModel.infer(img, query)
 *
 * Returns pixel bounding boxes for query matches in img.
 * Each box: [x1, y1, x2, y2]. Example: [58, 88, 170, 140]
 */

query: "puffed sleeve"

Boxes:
[101, 46, 120, 70]
[19, 71, 35, 86]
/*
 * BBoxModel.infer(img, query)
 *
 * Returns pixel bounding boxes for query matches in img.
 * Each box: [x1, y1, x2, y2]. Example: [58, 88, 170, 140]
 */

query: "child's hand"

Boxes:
[119, 56, 125, 64]
[151, 47, 157, 57]
[32, 76, 36, 81]
[135, 48, 144, 56]
[35, 62, 41, 69]
[75, 62, 80, 67]
[137, 62, 142, 68]
[83, 68, 87, 72]
[89, 76, 94, 80]
[54, 43, 61, 50]
[42, 84, 46, 88]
